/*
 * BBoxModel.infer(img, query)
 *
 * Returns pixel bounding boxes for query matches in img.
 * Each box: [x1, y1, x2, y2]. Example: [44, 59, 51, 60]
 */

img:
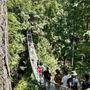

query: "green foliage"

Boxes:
[8, 0, 90, 89]
[8, 12, 26, 74]
[14, 75, 44, 90]
[36, 36, 59, 73]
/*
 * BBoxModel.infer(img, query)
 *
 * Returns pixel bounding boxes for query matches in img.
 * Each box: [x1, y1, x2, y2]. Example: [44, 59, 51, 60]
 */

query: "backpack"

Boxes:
[43, 70, 51, 81]
[67, 78, 78, 90]
[82, 81, 90, 90]
[54, 74, 62, 85]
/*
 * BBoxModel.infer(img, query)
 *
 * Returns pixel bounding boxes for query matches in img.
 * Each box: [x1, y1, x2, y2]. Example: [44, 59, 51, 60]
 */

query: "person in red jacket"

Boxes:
[37, 64, 43, 84]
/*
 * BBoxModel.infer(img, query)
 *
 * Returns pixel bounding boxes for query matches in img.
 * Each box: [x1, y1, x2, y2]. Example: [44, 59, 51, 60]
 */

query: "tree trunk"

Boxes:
[0, 0, 12, 90]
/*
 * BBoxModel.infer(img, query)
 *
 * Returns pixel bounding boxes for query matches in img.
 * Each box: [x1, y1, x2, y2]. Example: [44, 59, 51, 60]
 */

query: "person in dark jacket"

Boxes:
[67, 71, 79, 90]
[43, 67, 51, 88]
[82, 74, 90, 90]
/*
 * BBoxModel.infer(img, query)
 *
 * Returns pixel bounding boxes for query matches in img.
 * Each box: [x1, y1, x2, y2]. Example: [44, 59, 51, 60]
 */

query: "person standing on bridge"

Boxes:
[43, 67, 51, 89]
[67, 71, 80, 90]
[82, 74, 90, 90]
[61, 70, 70, 88]
[37, 63, 44, 84]
[37, 60, 40, 66]
[54, 69, 62, 90]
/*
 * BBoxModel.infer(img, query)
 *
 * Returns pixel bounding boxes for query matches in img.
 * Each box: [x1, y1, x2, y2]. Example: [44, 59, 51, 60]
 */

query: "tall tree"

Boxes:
[0, 0, 12, 89]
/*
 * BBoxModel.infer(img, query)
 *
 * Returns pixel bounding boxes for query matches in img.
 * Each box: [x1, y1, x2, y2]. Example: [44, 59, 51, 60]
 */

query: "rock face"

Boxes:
[0, 0, 12, 90]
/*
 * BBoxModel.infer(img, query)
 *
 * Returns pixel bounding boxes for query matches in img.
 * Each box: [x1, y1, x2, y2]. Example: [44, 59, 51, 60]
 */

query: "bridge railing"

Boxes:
[27, 30, 40, 81]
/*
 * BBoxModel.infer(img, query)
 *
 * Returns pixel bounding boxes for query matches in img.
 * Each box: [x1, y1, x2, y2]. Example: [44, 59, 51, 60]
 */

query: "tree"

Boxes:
[0, 0, 12, 89]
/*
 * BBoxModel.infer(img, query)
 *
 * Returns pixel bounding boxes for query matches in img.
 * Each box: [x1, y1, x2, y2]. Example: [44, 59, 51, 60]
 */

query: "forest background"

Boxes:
[7, 0, 90, 90]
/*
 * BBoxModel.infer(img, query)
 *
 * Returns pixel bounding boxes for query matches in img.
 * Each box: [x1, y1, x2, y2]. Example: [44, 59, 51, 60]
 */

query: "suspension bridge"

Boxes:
[27, 30, 71, 90]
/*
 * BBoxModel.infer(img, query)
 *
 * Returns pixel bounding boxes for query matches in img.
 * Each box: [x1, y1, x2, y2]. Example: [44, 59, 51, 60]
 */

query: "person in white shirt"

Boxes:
[61, 71, 70, 88]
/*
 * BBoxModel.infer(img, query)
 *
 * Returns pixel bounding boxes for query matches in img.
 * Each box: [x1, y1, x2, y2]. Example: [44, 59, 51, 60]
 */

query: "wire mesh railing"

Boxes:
[27, 30, 40, 82]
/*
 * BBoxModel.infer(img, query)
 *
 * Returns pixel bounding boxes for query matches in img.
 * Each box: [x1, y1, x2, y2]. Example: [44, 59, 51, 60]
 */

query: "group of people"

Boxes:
[37, 61, 51, 87]
[54, 69, 90, 90]
[37, 61, 90, 90]
[54, 70, 79, 90]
